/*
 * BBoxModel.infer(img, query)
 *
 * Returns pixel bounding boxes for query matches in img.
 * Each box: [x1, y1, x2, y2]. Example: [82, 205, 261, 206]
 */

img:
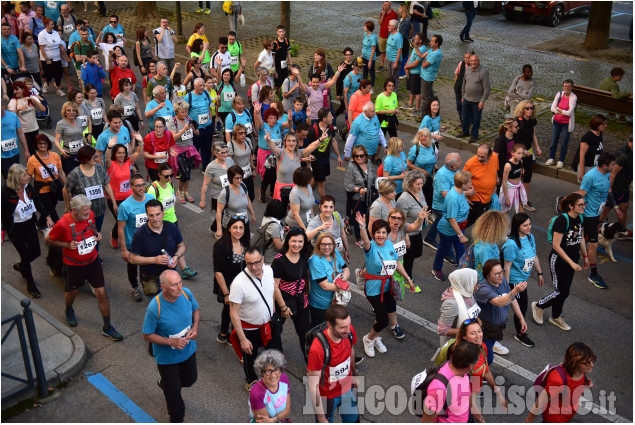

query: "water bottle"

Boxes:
[161, 249, 176, 267]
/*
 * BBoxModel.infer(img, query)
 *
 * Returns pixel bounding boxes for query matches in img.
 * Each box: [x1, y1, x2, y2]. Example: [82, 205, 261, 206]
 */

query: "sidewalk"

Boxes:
[1, 283, 86, 408]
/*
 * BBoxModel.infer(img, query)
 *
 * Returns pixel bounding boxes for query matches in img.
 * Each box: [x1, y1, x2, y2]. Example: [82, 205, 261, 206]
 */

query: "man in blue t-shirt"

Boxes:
[187, 79, 215, 169]
[385, 19, 403, 93]
[344, 102, 386, 163]
[1, 104, 30, 178]
[419, 34, 443, 116]
[145, 86, 175, 131]
[579, 152, 621, 289]
[102, 14, 124, 41]
[142, 269, 199, 423]
[117, 174, 155, 301]
[1, 23, 25, 74]
[403, 33, 427, 113]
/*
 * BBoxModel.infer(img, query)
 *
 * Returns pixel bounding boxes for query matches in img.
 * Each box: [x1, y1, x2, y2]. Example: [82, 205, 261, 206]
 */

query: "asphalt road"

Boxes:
[3, 25, 633, 425]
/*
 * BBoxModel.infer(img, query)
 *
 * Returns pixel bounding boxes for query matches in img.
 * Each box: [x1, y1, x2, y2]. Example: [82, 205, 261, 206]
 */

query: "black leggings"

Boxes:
[346, 191, 368, 241]
[42, 60, 63, 86]
[381, 122, 398, 139]
[8, 217, 41, 285]
[403, 232, 423, 278]
[106, 198, 124, 240]
[423, 174, 434, 208]
[38, 190, 60, 224]
[279, 304, 311, 363]
[220, 302, 231, 335]
[309, 305, 327, 328]
[261, 167, 276, 196]
[510, 281, 528, 334]
[24, 130, 39, 154]
[218, 112, 230, 132]
[537, 252, 575, 319]
[366, 291, 396, 333]
[91, 123, 105, 141]
[243, 175, 255, 202]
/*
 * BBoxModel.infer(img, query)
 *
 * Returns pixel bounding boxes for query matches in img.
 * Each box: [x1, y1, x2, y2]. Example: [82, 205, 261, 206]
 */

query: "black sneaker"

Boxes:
[27, 283, 41, 298]
[444, 255, 458, 266]
[65, 308, 78, 327]
[259, 188, 266, 203]
[514, 333, 535, 348]
[216, 332, 231, 346]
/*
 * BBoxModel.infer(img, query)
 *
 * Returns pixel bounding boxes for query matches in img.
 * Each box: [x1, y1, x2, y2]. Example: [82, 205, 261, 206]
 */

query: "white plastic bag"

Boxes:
[238, 13, 244, 26]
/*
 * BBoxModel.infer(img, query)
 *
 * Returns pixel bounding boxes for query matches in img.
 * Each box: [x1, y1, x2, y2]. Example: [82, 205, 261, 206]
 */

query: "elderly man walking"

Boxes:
[460, 54, 490, 143]
[344, 102, 387, 164]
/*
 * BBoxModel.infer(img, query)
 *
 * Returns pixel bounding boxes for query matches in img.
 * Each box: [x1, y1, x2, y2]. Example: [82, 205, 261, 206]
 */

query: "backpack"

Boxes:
[458, 243, 475, 269]
[411, 363, 452, 418]
[223, 182, 248, 204]
[229, 109, 253, 131]
[150, 76, 173, 98]
[304, 322, 354, 387]
[187, 90, 213, 117]
[69, 39, 94, 61]
[247, 80, 261, 101]
[251, 220, 277, 252]
[533, 364, 568, 398]
[146, 181, 174, 198]
[547, 214, 582, 244]
[30, 17, 44, 34]
[57, 14, 77, 38]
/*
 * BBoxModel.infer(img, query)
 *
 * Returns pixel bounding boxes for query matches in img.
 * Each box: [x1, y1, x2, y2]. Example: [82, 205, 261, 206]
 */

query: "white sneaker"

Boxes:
[493, 341, 509, 355]
[556, 161, 564, 169]
[374, 336, 387, 353]
[544, 158, 554, 166]
[42, 82, 48, 93]
[362, 334, 375, 357]
[57, 89, 65, 97]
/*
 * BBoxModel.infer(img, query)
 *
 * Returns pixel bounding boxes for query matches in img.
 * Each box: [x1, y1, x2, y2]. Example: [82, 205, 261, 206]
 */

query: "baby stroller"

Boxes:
[14, 74, 52, 129]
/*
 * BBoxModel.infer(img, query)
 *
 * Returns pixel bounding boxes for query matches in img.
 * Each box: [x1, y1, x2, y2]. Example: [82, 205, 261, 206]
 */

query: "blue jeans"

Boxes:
[398, 44, 409, 77]
[319, 388, 359, 423]
[433, 231, 465, 271]
[461, 100, 482, 139]
[549, 121, 571, 162]
[484, 338, 495, 365]
[461, 10, 477, 39]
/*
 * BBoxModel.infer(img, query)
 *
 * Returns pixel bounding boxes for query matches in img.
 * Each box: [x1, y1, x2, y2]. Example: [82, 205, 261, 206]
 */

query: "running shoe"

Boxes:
[549, 316, 571, 331]
[514, 333, 535, 348]
[176, 190, 186, 204]
[444, 255, 458, 266]
[180, 266, 198, 279]
[431, 269, 445, 281]
[102, 325, 124, 341]
[216, 332, 232, 346]
[195, 7, 203, 12]
[544, 158, 554, 166]
[555, 161, 564, 169]
[531, 301, 543, 325]
[493, 341, 509, 355]
[401, 104, 414, 110]
[130, 287, 143, 302]
[27, 283, 41, 298]
[65, 308, 77, 327]
[391, 324, 405, 340]
[555, 196, 563, 214]
[362, 334, 375, 357]
[523, 202, 536, 212]
[374, 336, 387, 353]
[588, 274, 607, 289]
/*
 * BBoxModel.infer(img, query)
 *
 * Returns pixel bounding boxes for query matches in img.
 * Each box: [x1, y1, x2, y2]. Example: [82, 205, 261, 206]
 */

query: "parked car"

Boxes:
[503, 1, 591, 27]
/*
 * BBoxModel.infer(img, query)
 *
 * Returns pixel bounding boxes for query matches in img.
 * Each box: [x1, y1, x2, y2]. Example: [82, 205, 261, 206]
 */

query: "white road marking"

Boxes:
[349, 285, 630, 422]
[180, 202, 204, 213]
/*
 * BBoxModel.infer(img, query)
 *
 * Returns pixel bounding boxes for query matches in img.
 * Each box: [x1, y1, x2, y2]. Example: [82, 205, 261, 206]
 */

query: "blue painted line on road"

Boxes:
[561, 21, 589, 30]
[531, 224, 633, 264]
[87, 373, 157, 423]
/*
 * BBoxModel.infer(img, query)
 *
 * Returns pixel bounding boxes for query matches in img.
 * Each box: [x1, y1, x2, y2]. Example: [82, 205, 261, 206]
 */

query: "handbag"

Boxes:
[243, 271, 284, 334]
[33, 153, 64, 201]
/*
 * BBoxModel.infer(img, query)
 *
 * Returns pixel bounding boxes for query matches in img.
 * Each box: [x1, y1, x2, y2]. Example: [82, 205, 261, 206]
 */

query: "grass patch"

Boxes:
[530, 33, 632, 66]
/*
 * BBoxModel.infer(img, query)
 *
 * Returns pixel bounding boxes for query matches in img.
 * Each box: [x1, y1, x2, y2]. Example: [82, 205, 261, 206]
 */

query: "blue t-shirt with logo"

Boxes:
[581, 167, 610, 218]
[225, 110, 253, 136]
[95, 126, 131, 162]
[145, 99, 174, 130]
[421, 48, 442, 82]
[419, 114, 441, 133]
[343, 72, 362, 103]
[362, 33, 378, 61]
[117, 194, 155, 247]
[407, 46, 427, 75]
[364, 240, 399, 296]
[383, 152, 408, 194]
[1, 35, 21, 70]
[407, 144, 437, 175]
[386, 32, 403, 62]
[187, 92, 212, 128]
[350, 113, 382, 155]
[502, 235, 536, 284]
[1, 111, 21, 159]
[432, 165, 456, 211]
[308, 250, 347, 310]
[102, 23, 125, 38]
[437, 187, 469, 236]
[142, 288, 199, 365]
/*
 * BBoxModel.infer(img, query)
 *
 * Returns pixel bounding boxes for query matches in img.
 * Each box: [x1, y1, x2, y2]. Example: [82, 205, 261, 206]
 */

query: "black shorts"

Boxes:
[614, 191, 630, 205]
[65, 258, 105, 292]
[407, 75, 421, 95]
[312, 159, 331, 182]
[522, 155, 533, 183]
[583, 215, 599, 244]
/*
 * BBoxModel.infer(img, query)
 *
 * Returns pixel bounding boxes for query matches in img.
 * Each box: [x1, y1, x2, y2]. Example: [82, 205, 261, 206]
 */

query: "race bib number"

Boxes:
[306, 210, 312, 224]
[155, 151, 168, 163]
[380, 260, 397, 276]
[18, 200, 35, 220]
[123, 105, 135, 116]
[168, 325, 191, 349]
[230, 56, 238, 65]
[202, 62, 209, 72]
[198, 113, 210, 125]
[329, 357, 350, 383]
[241, 164, 252, 178]
[135, 213, 147, 228]
[271, 138, 283, 149]
[90, 108, 103, 120]
[466, 303, 481, 319]
[598, 202, 606, 216]
[63, 23, 74, 33]
[160, 115, 172, 123]
[280, 60, 288, 69]
[1, 138, 17, 152]
[85, 185, 104, 200]
[163, 195, 176, 210]
[119, 180, 130, 192]
[47, 1, 57, 9]
[522, 256, 536, 273]
[244, 123, 252, 134]
[393, 240, 407, 257]
[38, 164, 58, 179]
[220, 174, 230, 187]
[181, 129, 193, 140]
[335, 237, 344, 251]
[77, 236, 97, 255]
[78, 115, 88, 127]
[223, 91, 235, 102]
[68, 140, 83, 154]
[432, 130, 441, 136]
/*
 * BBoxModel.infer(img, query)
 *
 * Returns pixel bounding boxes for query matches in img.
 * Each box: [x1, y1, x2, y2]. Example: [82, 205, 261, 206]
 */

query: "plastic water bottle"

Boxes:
[161, 249, 176, 267]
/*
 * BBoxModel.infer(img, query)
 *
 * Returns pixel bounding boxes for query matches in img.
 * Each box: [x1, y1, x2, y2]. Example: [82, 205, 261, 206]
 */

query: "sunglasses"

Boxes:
[524, 106, 534, 110]
[229, 215, 245, 221]
[161, 174, 173, 178]
[463, 318, 479, 327]
[353, 154, 366, 159]
[110, 21, 117, 24]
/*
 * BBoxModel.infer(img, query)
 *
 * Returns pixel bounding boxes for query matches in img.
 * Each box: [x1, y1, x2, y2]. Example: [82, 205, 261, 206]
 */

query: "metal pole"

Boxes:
[175, 2, 183, 36]
[22, 299, 48, 399]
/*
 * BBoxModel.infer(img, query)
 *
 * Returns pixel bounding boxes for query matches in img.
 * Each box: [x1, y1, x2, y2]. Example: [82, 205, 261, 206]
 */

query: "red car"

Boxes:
[503, 1, 591, 27]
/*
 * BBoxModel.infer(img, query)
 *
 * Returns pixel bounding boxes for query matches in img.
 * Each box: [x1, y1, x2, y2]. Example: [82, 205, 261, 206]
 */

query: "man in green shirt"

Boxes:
[599, 67, 632, 122]
[227, 31, 242, 74]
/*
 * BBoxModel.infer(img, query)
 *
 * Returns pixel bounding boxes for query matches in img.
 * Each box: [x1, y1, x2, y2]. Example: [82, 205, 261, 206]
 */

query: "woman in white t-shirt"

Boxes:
[7, 81, 45, 153]
[254, 39, 274, 75]
[99, 32, 124, 72]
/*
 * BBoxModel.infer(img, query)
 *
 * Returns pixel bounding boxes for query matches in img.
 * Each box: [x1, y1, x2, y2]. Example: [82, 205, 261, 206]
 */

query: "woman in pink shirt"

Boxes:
[347, 79, 373, 128]
[547, 79, 577, 169]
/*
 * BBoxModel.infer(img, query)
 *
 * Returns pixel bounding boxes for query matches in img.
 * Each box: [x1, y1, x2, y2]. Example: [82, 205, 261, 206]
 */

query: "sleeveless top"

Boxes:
[507, 160, 523, 181]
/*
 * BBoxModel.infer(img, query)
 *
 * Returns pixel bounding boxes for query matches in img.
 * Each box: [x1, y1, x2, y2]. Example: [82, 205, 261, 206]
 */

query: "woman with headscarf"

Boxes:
[436, 268, 480, 352]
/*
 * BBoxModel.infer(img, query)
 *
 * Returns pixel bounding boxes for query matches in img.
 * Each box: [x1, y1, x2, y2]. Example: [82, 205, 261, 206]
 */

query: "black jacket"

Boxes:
[1, 184, 48, 234]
